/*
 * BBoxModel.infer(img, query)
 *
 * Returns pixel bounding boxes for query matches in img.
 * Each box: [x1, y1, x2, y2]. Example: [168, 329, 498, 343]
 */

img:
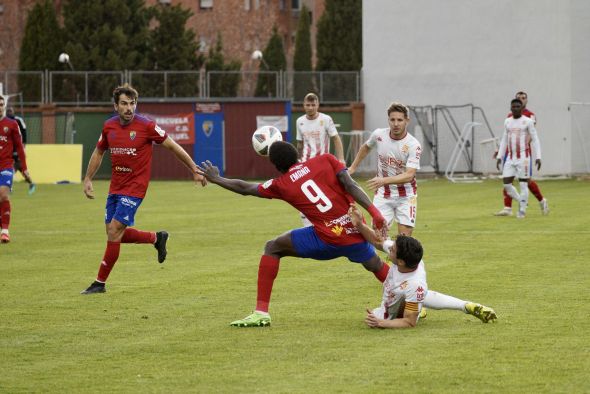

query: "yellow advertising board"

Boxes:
[14, 144, 83, 184]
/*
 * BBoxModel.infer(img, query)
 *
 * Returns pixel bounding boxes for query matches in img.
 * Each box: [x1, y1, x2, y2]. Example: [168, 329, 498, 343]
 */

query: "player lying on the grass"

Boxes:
[196, 141, 390, 327]
[348, 204, 497, 328]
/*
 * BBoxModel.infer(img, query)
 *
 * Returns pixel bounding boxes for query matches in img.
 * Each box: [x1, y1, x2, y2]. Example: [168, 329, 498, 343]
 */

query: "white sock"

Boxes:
[423, 290, 467, 312]
[519, 181, 529, 212]
[503, 184, 520, 201]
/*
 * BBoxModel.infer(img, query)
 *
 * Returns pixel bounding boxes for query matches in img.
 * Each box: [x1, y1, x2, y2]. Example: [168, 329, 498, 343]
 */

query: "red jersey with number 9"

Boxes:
[257, 154, 364, 246]
[97, 114, 168, 198]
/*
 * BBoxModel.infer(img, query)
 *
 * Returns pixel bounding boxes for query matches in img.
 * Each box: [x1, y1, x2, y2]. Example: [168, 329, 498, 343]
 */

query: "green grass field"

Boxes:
[1, 178, 589, 393]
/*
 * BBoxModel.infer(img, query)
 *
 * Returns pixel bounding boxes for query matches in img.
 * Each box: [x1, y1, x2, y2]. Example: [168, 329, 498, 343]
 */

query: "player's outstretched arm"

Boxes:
[196, 160, 259, 196]
[83, 148, 105, 199]
[348, 204, 384, 249]
[161, 137, 207, 187]
[366, 168, 417, 192]
[365, 308, 418, 329]
[337, 171, 386, 233]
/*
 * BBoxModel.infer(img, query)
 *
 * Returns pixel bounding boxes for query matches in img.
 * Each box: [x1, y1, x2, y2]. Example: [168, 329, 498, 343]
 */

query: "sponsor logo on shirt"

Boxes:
[110, 147, 137, 156]
[129, 131, 136, 140]
[416, 285, 425, 302]
[378, 154, 404, 168]
[0, 135, 7, 142]
[114, 166, 132, 173]
[331, 225, 344, 236]
[324, 214, 359, 235]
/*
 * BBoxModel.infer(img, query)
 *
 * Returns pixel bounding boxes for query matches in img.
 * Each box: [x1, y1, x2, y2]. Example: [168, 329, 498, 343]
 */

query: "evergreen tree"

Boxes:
[146, 4, 204, 97]
[293, 5, 312, 72]
[292, 5, 316, 101]
[316, 0, 361, 71]
[60, 0, 152, 102]
[18, 0, 63, 102]
[205, 34, 241, 97]
[150, 4, 202, 70]
[254, 27, 286, 97]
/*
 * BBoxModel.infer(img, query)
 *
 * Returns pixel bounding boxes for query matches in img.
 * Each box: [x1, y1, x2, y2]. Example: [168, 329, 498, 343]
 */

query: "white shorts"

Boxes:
[502, 156, 532, 179]
[373, 194, 417, 228]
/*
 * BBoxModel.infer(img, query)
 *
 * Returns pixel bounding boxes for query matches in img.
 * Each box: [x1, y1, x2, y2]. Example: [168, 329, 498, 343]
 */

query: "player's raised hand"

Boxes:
[196, 160, 220, 179]
[496, 158, 502, 171]
[83, 179, 95, 199]
[536, 159, 542, 171]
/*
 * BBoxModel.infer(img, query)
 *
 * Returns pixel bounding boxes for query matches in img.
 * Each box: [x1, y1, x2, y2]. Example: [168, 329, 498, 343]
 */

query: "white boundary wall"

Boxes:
[363, 0, 590, 175]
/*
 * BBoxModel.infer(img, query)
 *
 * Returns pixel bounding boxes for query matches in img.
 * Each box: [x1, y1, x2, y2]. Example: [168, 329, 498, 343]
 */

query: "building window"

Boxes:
[244, 0, 250, 10]
[291, 0, 300, 10]
[200, 0, 213, 9]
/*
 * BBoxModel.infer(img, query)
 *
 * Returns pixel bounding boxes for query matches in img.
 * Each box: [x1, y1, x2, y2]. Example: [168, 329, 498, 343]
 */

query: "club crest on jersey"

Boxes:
[401, 144, 409, 154]
[129, 131, 137, 140]
[202, 121, 213, 137]
[3, 127, 8, 133]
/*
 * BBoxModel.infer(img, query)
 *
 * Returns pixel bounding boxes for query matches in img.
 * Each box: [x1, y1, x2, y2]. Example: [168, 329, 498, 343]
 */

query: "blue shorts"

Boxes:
[105, 194, 143, 226]
[0, 168, 14, 191]
[291, 226, 376, 263]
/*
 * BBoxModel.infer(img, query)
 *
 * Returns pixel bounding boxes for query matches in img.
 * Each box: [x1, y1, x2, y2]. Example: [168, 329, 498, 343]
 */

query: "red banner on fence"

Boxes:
[149, 113, 195, 144]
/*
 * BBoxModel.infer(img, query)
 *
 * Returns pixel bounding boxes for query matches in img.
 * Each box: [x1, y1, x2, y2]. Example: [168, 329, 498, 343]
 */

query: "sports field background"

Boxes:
[1, 178, 589, 392]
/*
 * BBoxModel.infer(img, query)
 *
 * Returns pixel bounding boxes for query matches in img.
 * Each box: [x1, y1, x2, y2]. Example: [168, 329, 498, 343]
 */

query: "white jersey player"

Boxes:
[371, 238, 427, 322]
[348, 204, 497, 329]
[296, 93, 345, 163]
[296, 93, 345, 226]
[496, 98, 542, 219]
[349, 102, 421, 236]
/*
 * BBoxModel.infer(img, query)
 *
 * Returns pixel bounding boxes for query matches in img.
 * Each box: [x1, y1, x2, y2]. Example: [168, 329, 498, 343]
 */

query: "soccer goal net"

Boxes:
[569, 102, 590, 174]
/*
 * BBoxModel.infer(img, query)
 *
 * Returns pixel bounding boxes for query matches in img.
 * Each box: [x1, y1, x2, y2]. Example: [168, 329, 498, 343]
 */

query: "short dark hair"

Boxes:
[113, 83, 138, 104]
[511, 98, 523, 106]
[269, 141, 298, 173]
[515, 91, 527, 98]
[395, 235, 423, 269]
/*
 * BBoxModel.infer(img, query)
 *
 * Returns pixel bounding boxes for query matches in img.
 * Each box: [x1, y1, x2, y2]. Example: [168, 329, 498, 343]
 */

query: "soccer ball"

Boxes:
[252, 126, 283, 156]
[58, 53, 70, 64]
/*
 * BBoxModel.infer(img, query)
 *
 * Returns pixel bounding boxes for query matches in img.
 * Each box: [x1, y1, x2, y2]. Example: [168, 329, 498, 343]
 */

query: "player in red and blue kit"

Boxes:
[197, 141, 389, 327]
[0, 96, 31, 243]
[81, 84, 206, 294]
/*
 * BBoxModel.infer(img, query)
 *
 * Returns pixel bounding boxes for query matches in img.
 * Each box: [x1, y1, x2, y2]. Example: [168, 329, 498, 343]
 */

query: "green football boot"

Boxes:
[465, 302, 497, 323]
[230, 311, 271, 327]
